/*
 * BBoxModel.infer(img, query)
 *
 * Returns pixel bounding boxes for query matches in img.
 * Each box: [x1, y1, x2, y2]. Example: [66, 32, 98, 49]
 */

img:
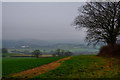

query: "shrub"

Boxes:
[98, 44, 120, 58]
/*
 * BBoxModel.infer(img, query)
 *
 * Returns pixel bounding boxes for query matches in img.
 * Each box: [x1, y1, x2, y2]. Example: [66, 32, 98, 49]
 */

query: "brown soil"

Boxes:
[10, 57, 71, 78]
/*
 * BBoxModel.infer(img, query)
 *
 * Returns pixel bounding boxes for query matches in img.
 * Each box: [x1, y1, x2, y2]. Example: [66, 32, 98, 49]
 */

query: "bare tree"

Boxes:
[73, 2, 120, 46]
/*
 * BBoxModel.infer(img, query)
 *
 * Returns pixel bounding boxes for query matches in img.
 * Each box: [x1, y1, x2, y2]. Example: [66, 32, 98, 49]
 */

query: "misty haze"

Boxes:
[3, 2, 86, 42]
[2, 2, 100, 55]
[2, 1, 120, 79]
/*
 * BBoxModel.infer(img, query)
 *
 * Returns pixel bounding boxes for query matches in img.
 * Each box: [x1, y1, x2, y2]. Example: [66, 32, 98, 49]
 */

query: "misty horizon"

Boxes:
[2, 2, 86, 42]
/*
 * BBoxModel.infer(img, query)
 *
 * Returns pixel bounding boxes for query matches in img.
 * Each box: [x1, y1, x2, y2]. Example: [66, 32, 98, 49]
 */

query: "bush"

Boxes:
[98, 44, 120, 58]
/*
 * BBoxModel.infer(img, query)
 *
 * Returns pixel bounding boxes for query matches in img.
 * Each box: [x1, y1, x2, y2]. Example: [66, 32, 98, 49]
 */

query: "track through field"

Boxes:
[11, 57, 71, 78]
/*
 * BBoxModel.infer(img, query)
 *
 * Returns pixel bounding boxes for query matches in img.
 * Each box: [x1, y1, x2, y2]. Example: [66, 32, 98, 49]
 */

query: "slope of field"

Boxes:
[35, 55, 120, 78]
[11, 57, 71, 78]
[2, 57, 66, 77]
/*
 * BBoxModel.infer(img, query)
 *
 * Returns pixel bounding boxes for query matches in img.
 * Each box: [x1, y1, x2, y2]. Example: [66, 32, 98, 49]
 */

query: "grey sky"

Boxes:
[2, 2, 86, 42]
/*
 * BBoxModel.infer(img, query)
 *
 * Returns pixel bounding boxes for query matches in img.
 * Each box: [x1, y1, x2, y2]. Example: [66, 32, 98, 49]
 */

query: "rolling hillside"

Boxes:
[2, 55, 120, 78]
[35, 55, 120, 78]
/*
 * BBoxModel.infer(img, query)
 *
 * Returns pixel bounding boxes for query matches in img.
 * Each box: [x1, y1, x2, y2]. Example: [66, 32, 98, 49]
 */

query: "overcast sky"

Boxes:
[2, 2, 86, 42]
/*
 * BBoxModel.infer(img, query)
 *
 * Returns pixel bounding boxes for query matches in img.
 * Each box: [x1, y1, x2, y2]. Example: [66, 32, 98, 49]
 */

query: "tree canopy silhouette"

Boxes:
[73, 2, 120, 46]
[32, 50, 42, 58]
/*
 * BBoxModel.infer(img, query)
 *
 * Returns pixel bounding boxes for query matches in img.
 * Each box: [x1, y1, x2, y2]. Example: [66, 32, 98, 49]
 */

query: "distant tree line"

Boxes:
[2, 48, 73, 58]
[52, 49, 73, 57]
[32, 49, 73, 58]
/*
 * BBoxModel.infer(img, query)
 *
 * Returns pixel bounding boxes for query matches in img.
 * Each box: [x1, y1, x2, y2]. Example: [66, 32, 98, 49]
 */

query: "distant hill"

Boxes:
[2, 39, 50, 48]
[2, 39, 87, 49]
[2, 40, 100, 54]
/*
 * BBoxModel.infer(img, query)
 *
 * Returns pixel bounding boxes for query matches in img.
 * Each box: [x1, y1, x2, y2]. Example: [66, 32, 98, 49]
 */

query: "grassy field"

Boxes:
[2, 53, 23, 57]
[2, 53, 53, 57]
[3, 55, 120, 78]
[0, 57, 2, 79]
[8, 47, 99, 53]
[2, 56, 66, 77]
[35, 55, 120, 78]
[69, 48, 98, 53]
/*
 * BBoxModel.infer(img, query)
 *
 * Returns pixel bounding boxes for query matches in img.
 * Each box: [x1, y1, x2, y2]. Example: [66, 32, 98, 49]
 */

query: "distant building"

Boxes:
[20, 45, 29, 48]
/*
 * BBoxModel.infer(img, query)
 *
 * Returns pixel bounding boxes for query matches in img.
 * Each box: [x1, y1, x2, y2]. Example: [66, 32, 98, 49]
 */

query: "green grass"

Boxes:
[0, 56, 2, 79]
[2, 56, 66, 77]
[69, 48, 98, 53]
[2, 53, 21, 57]
[8, 49, 51, 53]
[35, 55, 120, 78]
[8, 47, 99, 53]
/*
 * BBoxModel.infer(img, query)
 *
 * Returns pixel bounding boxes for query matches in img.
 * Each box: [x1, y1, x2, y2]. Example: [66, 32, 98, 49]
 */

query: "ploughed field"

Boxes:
[2, 55, 120, 78]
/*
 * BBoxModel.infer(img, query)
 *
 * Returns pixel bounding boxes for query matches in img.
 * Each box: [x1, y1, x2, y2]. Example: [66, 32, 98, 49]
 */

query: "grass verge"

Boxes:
[35, 55, 120, 78]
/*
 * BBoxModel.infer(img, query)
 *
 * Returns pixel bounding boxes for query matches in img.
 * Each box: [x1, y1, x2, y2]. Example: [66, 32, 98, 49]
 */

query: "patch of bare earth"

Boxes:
[10, 57, 71, 78]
